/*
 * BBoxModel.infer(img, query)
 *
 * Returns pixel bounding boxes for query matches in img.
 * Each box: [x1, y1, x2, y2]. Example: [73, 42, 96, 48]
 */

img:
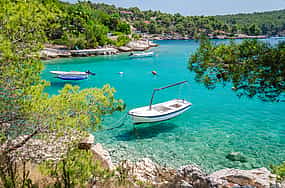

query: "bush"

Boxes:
[115, 35, 131, 47]
[271, 162, 285, 181]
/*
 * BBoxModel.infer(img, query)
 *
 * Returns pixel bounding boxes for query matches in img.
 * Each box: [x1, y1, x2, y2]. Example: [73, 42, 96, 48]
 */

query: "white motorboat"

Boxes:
[128, 81, 192, 124]
[129, 51, 154, 58]
[50, 70, 96, 80]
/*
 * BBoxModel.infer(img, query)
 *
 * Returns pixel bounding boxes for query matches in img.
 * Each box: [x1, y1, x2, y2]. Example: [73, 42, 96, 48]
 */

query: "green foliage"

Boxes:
[0, 1, 125, 187]
[22, 83, 124, 132]
[132, 33, 141, 40]
[94, 3, 285, 37]
[94, 3, 227, 37]
[116, 22, 131, 34]
[115, 35, 131, 47]
[44, 1, 132, 49]
[41, 148, 114, 187]
[271, 162, 285, 180]
[0, 0, 49, 138]
[216, 9, 285, 36]
[189, 37, 285, 101]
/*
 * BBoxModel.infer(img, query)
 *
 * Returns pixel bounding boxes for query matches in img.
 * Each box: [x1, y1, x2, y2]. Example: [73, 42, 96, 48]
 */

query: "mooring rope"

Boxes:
[99, 113, 128, 131]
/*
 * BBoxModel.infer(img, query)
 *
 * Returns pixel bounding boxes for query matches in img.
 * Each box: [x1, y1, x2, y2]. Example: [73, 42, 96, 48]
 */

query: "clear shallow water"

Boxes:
[43, 39, 285, 172]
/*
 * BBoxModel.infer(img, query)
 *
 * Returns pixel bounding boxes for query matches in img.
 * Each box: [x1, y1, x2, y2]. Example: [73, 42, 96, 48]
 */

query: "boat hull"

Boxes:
[50, 71, 88, 76]
[56, 75, 88, 80]
[128, 99, 191, 124]
[129, 52, 154, 58]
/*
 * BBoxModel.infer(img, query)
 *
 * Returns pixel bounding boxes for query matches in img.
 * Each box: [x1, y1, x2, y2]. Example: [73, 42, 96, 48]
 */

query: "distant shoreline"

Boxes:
[40, 40, 159, 60]
[41, 36, 285, 60]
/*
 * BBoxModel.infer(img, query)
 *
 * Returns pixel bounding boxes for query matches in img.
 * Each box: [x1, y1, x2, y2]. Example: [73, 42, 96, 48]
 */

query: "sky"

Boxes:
[65, 0, 285, 16]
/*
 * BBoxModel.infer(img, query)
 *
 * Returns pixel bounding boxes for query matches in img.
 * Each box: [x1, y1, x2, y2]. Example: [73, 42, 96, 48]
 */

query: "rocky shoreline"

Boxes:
[15, 133, 284, 187]
[40, 40, 159, 60]
[89, 137, 285, 188]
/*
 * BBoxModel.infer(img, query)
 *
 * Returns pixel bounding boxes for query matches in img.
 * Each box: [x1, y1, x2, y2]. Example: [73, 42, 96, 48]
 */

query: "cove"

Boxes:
[42, 38, 285, 172]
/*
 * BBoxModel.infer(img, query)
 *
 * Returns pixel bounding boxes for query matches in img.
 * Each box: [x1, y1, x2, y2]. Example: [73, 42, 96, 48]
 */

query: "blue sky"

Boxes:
[65, 0, 285, 16]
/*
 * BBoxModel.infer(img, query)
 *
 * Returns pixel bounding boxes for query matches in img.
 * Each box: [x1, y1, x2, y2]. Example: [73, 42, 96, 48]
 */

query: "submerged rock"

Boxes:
[226, 152, 247, 162]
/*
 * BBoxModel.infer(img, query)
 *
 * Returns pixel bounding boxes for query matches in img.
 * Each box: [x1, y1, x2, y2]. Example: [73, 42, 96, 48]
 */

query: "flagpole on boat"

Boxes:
[149, 80, 188, 110]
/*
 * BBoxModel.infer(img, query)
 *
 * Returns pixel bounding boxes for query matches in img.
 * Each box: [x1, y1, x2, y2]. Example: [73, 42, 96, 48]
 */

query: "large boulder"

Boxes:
[174, 164, 212, 188]
[126, 40, 152, 51]
[121, 158, 160, 182]
[40, 48, 71, 59]
[209, 167, 277, 188]
[118, 158, 176, 186]
[117, 46, 132, 52]
[91, 143, 114, 170]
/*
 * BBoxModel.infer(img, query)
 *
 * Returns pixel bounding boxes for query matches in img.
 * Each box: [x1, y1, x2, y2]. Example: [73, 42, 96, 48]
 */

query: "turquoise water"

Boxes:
[43, 39, 285, 172]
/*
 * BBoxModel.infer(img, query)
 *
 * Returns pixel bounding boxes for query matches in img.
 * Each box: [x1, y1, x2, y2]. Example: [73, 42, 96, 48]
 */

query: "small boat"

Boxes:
[128, 81, 192, 124]
[129, 51, 154, 58]
[50, 70, 96, 80]
[151, 70, 157, 75]
[50, 70, 96, 76]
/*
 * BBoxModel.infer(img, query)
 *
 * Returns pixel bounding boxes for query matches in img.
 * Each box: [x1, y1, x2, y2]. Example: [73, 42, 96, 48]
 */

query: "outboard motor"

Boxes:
[85, 70, 96, 75]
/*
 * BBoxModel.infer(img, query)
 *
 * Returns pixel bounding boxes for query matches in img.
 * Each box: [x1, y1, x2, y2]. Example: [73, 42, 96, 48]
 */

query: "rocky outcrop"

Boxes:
[174, 164, 211, 188]
[11, 131, 83, 163]
[115, 158, 281, 188]
[91, 143, 114, 170]
[209, 167, 278, 188]
[122, 158, 160, 182]
[40, 48, 71, 59]
[40, 46, 119, 59]
[120, 40, 159, 52]
[117, 46, 132, 52]
[40, 40, 158, 59]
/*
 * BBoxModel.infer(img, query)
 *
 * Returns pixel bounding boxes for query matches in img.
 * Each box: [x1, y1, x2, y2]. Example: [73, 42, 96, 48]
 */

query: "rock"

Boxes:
[117, 157, 177, 187]
[123, 158, 160, 182]
[78, 134, 94, 150]
[124, 40, 158, 51]
[280, 181, 285, 188]
[180, 180, 193, 188]
[117, 46, 132, 52]
[126, 40, 149, 51]
[209, 167, 277, 188]
[176, 164, 211, 188]
[10, 130, 83, 163]
[40, 48, 71, 59]
[91, 143, 114, 170]
[226, 152, 247, 162]
[149, 41, 159, 47]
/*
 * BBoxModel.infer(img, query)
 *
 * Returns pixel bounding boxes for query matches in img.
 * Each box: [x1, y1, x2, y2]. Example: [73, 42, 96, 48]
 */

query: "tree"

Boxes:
[0, 0, 124, 186]
[189, 37, 285, 102]
[116, 22, 131, 34]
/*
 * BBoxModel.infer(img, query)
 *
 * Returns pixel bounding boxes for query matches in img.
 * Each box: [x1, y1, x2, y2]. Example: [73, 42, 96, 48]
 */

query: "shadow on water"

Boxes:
[115, 121, 177, 141]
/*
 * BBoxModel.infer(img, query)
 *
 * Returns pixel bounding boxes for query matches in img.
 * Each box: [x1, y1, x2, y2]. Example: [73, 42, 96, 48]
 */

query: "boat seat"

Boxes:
[169, 103, 182, 108]
[153, 105, 172, 112]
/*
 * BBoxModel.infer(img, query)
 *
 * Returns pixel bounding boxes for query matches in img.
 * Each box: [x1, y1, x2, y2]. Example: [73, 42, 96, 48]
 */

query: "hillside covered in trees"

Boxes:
[216, 9, 285, 36]
[93, 3, 285, 38]
[7, 0, 283, 50]
[26, 0, 132, 49]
